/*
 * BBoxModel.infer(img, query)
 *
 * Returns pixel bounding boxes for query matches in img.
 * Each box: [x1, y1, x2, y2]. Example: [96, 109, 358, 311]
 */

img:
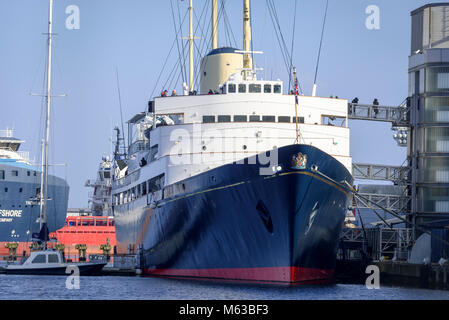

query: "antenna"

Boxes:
[312, 0, 329, 97]
[115, 68, 127, 156]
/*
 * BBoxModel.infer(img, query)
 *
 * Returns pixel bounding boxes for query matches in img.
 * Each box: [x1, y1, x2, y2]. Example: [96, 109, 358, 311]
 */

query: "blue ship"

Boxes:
[0, 130, 69, 255]
[111, 0, 354, 285]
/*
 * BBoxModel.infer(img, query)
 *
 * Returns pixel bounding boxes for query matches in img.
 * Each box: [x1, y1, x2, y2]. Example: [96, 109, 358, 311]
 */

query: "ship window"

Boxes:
[148, 174, 165, 192]
[238, 84, 246, 93]
[228, 84, 236, 93]
[278, 116, 291, 123]
[249, 84, 261, 93]
[218, 115, 231, 123]
[12, 170, 18, 177]
[262, 115, 276, 122]
[4, 188, 8, 193]
[19, 188, 23, 193]
[294, 117, 305, 124]
[131, 187, 136, 200]
[150, 144, 159, 162]
[137, 184, 141, 197]
[34, 171, 37, 176]
[96, 220, 107, 226]
[249, 115, 260, 122]
[321, 115, 346, 127]
[103, 171, 111, 179]
[69, 221, 75, 226]
[142, 182, 147, 195]
[32, 254, 46, 264]
[48, 254, 59, 263]
[234, 115, 248, 122]
[274, 84, 282, 94]
[264, 84, 272, 93]
[0, 170, 4, 180]
[203, 116, 215, 123]
[27, 171, 31, 176]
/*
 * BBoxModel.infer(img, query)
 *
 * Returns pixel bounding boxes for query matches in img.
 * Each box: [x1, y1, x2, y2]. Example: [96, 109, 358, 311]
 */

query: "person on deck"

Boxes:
[373, 98, 379, 118]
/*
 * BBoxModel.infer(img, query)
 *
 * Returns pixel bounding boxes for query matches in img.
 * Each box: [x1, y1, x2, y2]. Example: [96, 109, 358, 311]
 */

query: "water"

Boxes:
[1, 274, 449, 300]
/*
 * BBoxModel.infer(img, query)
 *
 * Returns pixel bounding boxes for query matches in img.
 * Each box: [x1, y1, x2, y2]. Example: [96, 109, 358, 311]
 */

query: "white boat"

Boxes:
[4, 249, 105, 275]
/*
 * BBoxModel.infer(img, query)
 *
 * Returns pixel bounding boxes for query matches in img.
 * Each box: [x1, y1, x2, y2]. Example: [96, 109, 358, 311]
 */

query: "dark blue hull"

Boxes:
[0, 163, 69, 247]
[113, 144, 353, 284]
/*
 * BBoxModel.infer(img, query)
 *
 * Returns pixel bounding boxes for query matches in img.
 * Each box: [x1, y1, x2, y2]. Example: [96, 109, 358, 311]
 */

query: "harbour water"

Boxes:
[1, 275, 449, 300]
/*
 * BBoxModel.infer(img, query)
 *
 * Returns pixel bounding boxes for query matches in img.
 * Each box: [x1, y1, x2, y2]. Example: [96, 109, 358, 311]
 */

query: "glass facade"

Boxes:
[426, 67, 449, 92]
[424, 97, 449, 122]
[422, 157, 449, 183]
[425, 127, 449, 152]
[421, 188, 449, 213]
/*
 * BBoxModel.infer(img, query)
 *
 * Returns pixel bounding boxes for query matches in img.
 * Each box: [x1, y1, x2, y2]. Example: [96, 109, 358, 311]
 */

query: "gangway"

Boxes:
[352, 163, 411, 184]
[348, 101, 410, 126]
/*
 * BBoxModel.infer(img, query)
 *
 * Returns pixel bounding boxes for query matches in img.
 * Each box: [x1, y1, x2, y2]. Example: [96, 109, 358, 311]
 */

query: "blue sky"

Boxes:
[0, 0, 437, 208]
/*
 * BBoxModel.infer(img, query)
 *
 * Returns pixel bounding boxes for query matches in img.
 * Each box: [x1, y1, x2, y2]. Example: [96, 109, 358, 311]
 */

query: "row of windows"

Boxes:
[32, 254, 59, 264]
[225, 83, 282, 94]
[203, 115, 305, 124]
[67, 220, 114, 227]
[114, 174, 165, 206]
[58, 230, 115, 233]
[0, 169, 38, 180]
[3, 187, 40, 194]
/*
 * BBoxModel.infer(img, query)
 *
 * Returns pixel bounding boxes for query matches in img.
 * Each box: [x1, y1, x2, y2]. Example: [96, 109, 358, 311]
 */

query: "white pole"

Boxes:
[43, 0, 53, 228]
[312, 83, 317, 97]
[189, 0, 194, 93]
[39, 139, 44, 229]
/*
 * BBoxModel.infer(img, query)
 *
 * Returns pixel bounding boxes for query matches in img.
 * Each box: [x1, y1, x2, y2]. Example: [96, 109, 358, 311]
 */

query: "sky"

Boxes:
[0, 0, 437, 208]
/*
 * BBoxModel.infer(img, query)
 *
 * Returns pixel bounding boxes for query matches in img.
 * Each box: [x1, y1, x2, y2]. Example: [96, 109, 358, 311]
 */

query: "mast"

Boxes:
[189, 0, 194, 92]
[42, 0, 53, 235]
[39, 139, 44, 229]
[243, 0, 252, 80]
[293, 67, 300, 143]
[211, 0, 218, 50]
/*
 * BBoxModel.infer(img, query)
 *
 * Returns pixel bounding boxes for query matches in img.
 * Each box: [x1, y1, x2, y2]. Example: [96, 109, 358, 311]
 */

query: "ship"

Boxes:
[50, 215, 116, 259]
[51, 157, 116, 258]
[85, 156, 114, 217]
[0, 128, 69, 257]
[111, 0, 353, 285]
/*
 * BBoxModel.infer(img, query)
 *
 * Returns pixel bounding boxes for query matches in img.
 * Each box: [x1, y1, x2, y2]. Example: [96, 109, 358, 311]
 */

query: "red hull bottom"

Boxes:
[142, 267, 334, 285]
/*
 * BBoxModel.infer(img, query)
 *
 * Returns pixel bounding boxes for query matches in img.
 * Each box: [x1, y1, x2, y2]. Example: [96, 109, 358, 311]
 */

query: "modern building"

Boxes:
[408, 3, 449, 230]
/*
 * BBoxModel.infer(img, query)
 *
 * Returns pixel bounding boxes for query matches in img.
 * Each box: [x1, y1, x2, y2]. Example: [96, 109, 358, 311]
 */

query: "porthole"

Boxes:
[242, 145, 247, 150]
[202, 145, 207, 151]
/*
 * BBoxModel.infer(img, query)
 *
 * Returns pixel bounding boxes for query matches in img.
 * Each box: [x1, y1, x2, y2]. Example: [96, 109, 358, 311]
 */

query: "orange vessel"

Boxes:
[50, 216, 116, 258]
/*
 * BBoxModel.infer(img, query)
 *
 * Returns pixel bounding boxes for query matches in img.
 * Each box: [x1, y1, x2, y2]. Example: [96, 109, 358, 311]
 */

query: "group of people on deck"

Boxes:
[160, 89, 220, 97]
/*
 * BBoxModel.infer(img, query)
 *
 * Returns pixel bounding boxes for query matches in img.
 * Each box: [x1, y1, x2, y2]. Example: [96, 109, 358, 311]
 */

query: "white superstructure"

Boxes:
[112, 76, 351, 206]
[111, 0, 351, 211]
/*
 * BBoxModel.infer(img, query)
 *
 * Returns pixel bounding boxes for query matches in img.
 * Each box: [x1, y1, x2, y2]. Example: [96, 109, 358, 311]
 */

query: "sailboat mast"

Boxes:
[189, 0, 194, 92]
[211, 0, 218, 50]
[43, 0, 54, 226]
[39, 139, 44, 229]
[243, 0, 252, 80]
